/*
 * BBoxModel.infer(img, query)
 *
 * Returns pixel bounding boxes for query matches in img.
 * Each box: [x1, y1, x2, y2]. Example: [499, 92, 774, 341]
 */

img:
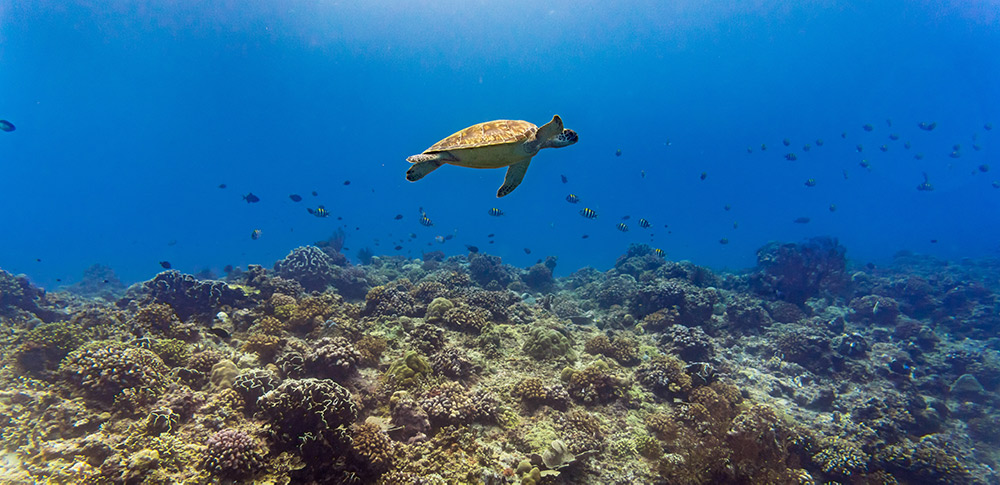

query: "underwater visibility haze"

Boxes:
[0, 1, 999, 484]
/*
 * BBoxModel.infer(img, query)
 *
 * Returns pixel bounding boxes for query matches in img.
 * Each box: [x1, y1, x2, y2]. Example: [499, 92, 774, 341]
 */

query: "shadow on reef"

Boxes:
[0, 237, 998, 484]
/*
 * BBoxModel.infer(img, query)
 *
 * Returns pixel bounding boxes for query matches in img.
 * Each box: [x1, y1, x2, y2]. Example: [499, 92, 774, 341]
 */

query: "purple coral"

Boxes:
[204, 429, 261, 478]
[468, 253, 515, 289]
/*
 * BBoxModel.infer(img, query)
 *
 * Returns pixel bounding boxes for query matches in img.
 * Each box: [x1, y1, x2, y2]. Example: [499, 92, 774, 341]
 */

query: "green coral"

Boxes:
[523, 326, 575, 361]
[149, 338, 191, 368]
[385, 351, 432, 387]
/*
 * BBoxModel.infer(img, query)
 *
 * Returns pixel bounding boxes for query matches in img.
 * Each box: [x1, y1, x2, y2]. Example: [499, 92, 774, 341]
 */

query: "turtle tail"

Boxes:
[406, 156, 444, 182]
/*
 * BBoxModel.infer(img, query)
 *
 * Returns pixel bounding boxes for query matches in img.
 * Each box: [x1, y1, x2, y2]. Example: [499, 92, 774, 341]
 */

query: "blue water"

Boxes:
[1, 1, 998, 289]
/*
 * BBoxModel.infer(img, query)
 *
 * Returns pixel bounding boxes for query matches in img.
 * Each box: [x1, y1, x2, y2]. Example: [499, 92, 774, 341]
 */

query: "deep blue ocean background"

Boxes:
[1, 1, 998, 290]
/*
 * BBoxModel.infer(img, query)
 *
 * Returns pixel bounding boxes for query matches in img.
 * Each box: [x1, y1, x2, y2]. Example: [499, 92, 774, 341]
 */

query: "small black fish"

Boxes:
[880, 144, 888, 152]
[761, 143, 767, 150]
[983, 164, 994, 173]
[207, 327, 231, 339]
[859, 160, 870, 168]
[904, 141, 911, 149]
[930, 239, 938, 243]
[0, 120, 15, 132]
[579, 207, 597, 219]
[35, 258, 41, 262]
[523, 248, 531, 254]
[724, 204, 731, 211]
[802, 144, 811, 152]
[793, 217, 810, 224]
[914, 153, 924, 160]
[616, 149, 622, 156]
[444, 234, 454, 240]
[312, 191, 318, 196]
[243, 192, 260, 203]
[653, 248, 665, 258]
[488, 208, 504, 216]
[159, 261, 172, 269]
[289, 194, 302, 202]
[785, 153, 797, 161]
[863, 123, 873, 132]
[394, 214, 404, 220]
[918, 121, 937, 131]
[804, 178, 816, 187]
[218, 183, 227, 189]
[889, 133, 899, 140]
[343, 180, 351, 185]
[621, 215, 630, 220]
[782, 138, 791, 146]
[566, 194, 580, 204]
[719, 238, 729, 245]
[829, 204, 837, 212]
[638, 218, 651, 228]
[815, 139, 824, 146]
[617, 222, 629, 232]
[856, 144, 863, 152]
[747, 147, 753, 153]
[561, 174, 568, 183]
[466, 245, 479, 253]
[308, 205, 330, 217]
[582, 234, 589, 239]
[487, 233, 495, 237]
[841, 132, 847, 138]
[419, 214, 433, 226]
[986, 123, 993, 131]
[394, 245, 403, 250]
[700, 172, 707, 180]
[251, 229, 262, 240]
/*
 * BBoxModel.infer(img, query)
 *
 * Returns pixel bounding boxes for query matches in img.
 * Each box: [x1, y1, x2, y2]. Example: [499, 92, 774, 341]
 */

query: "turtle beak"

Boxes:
[564, 129, 579, 144]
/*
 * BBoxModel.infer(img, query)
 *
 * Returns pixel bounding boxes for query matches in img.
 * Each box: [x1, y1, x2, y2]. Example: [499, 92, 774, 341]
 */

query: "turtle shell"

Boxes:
[424, 120, 538, 153]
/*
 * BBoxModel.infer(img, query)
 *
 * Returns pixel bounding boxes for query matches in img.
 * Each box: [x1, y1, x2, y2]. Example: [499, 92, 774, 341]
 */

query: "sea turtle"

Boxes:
[405, 115, 579, 197]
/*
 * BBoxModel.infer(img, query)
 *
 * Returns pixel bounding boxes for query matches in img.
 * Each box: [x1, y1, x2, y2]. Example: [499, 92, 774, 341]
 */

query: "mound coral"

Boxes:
[203, 429, 261, 479]
[258, 378, 357, 455]
[273, 245, 339, 292]
[60, 342, 170, 404]
[132, 270, 250, 321]
[750, 236, 848, 305]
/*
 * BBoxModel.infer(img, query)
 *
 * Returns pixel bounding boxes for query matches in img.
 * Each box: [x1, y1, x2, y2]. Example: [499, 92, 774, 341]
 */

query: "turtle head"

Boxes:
[545, 129, 579, 149]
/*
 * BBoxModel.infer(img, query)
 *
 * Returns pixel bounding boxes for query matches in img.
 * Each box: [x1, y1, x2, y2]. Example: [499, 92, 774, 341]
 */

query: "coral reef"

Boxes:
[1, 241, 998, 484]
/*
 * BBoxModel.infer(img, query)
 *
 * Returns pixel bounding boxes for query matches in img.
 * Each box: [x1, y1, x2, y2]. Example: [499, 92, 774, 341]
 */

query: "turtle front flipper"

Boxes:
[497, 159, 531, 197]
[406, 153, 445, 182]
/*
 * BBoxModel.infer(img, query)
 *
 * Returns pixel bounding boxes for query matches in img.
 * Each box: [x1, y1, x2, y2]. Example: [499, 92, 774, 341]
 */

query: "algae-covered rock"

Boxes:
[385, 351, 431, 387]
[425, 297, 454, 322]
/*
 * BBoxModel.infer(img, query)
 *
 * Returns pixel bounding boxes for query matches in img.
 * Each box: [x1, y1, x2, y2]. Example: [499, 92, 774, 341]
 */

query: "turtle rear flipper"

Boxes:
[497, 159, 531, 197]
[406, 154, 445, 182]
